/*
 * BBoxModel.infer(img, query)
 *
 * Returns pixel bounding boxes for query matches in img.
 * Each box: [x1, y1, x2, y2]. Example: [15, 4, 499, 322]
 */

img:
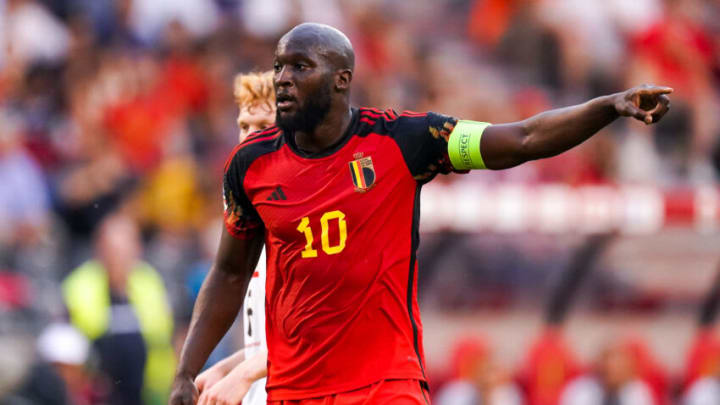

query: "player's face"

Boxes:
[273, 43, 334, 134]
[237, 103, 275, 143]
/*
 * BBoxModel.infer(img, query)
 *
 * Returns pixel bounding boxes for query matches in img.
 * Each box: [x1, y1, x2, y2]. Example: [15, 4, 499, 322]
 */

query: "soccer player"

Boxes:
[194, 71, 275, 405]
[231, 72, 276, 144]
[169, 23, 671, 405]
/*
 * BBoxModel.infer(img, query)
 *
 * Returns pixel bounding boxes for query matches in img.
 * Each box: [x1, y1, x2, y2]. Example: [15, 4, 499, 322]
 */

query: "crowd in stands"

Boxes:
[0, 0, 718, 404]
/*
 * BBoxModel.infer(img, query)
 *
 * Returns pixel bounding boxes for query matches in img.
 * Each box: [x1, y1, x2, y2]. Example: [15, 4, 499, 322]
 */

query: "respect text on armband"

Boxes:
[459, 132, 472, 167]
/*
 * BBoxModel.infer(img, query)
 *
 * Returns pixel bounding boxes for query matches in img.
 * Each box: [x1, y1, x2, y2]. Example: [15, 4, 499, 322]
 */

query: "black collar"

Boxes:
[283, 108, 359, 159]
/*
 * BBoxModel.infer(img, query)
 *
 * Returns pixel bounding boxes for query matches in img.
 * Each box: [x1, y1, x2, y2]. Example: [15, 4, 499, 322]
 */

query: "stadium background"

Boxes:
[0, 0, 719, 404]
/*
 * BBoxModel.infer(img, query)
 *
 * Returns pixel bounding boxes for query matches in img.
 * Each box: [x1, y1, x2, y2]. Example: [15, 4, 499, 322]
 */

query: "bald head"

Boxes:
[273, 23, 355, 136]
[277, 23, 354, 71]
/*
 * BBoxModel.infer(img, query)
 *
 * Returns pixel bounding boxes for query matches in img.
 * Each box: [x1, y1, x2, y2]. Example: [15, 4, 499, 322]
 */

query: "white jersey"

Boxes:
[242, 249, 267, 405]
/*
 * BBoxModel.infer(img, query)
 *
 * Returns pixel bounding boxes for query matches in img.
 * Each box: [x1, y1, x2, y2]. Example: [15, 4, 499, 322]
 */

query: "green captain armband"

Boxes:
[448, 120, 491, 170]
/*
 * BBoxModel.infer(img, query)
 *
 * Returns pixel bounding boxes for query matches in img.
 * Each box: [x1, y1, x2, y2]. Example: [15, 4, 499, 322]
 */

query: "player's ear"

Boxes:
[335, 69, 352, 92]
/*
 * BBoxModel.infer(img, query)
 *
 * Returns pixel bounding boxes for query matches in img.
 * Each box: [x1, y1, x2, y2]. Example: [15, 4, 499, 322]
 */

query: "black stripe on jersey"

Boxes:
[359, 117, 376, 127]
[419, 381, 430, 405]
[233, 133, 284, 167]
[400, 111, 427, 117]
[407, 185, 427, 382]
[224, 143, 244, 172]
[244, 126, 280, 143]
[360, 109, 382, 118]
[349, 163, 359, 185]
[283, 108, 360, 159]
[365, 107, 398, 122]
[237, 132, 282, 153]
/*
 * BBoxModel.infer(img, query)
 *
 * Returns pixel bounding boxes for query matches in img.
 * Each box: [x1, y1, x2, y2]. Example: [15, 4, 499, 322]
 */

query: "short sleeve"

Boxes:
[222, 149, 263, 238]
[387, 110, 466, 183]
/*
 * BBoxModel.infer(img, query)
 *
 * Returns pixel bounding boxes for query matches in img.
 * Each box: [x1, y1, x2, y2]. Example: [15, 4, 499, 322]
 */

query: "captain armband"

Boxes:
[447, 120, 491, 170]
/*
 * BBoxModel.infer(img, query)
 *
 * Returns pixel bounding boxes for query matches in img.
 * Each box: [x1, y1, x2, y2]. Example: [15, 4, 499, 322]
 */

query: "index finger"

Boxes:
[638, 86, 674, 96]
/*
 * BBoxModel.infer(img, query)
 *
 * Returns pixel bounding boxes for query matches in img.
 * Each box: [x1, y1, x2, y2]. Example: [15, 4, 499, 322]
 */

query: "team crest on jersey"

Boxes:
[348, 156, 375, 192]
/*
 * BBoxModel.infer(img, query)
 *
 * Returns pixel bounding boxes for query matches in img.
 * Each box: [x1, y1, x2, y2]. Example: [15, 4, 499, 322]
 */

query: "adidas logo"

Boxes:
[267, 186, 287, 201]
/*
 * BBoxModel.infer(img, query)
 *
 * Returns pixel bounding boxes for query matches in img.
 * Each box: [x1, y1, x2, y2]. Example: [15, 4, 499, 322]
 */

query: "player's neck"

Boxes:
[294, 104, 352, 154]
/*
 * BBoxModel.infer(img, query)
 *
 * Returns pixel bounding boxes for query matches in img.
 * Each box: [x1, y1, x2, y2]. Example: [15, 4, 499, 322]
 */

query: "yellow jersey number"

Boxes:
[297, 210, 347, 258]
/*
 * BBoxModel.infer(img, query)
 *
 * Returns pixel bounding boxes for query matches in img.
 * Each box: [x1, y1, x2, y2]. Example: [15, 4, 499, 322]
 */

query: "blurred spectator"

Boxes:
[0, 271, 29, 310]
[61, 213, 174, 405]
[493, 1, 564, 90]
[537, 0, 661, 93]
[137, 153, 205, 232]
[560, 341, 656, 405]
[128, 0, 218, 43]
[182, 218, 240, 369]
[518, 328, 582, 405]
[682, 328, 720, 392]
[3, 0, 69, 66]
[627, 0, 720, 183]
[0, 108, 50, 250]
[240, 0, 294, 39]
[68, 0, 138, 47]
[435, 336, 523, 405]
[467, 0, 522, 48]
[624, 339, 669, 405]
[8, 323, 93, 405]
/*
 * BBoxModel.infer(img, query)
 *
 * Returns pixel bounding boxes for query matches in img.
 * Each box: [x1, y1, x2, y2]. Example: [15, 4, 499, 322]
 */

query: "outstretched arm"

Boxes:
[197, 350, 268, 405]
[169, 227, 264, 405]
[479, 85, 672, 170]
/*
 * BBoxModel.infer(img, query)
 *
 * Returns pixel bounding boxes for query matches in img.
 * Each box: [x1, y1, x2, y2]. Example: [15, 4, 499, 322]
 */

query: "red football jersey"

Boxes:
[223, 107, 462, 400]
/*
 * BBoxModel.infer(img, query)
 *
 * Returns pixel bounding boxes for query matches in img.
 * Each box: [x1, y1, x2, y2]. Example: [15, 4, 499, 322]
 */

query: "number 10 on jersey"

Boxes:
[297, 210, 347, 258]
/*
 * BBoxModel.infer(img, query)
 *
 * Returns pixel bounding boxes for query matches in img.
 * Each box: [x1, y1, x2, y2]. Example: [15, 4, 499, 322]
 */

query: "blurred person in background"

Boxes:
[231, 71, 275, 143]
[627, 0, 719, 183]
[560, 340, 656, 405]
[0, 108, 50, 255]
[623, 339, 669, 405]
[3, 0, 70, 67]
[36, 323, 94, 405]
[183, 219, 237, 373]
[55, 49, 139, 269]
[9, 323, 95, 405]
[62, 213, 175, 405]
[434, 336, 523, 405]
[516, 233, 617, 405]
[682, 329, 720, 396]
[681, 261, 720, 403]
[517, 328, 582, 405]
[192, 71, 274, 405]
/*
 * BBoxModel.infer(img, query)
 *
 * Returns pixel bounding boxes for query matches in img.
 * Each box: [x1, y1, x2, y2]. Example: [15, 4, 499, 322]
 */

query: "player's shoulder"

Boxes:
[358, 107, 398, 122]
[356, 107, 457, 140]
[355, 107, 417, 135]
[357, 107, 454, 128]
[238, 125, 284, 154]
[224, 126, 284, 173]
[356, 107, 429, 124]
